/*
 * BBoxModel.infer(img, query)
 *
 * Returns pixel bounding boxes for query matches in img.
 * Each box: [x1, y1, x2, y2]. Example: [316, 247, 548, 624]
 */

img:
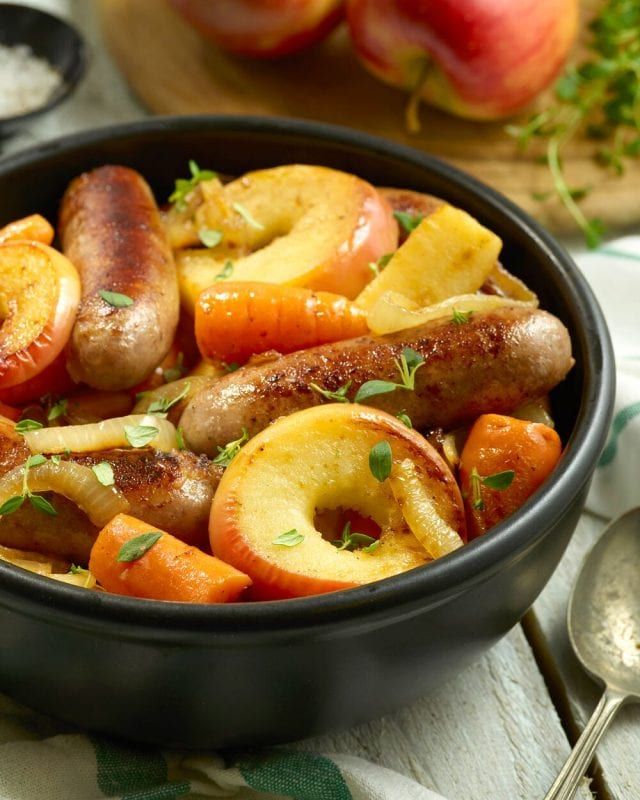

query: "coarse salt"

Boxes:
[0, 43, 63, 119]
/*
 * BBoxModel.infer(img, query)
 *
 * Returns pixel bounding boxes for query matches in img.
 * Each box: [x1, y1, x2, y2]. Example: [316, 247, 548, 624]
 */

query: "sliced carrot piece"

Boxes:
[0, 214, 55, 246]
[89, 513, 251, 603]
[195, 281, 369, 364]
[459, 413, 562, 539]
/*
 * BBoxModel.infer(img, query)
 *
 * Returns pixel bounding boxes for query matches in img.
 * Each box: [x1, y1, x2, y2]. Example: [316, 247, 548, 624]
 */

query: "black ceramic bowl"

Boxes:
[0, 3, 86, 135]
[0, 116, 614, 748]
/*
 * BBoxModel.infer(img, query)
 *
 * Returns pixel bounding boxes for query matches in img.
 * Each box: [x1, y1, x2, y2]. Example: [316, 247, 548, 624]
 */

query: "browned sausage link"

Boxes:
[59, 165, 179, 390]
[179, 307, 574, 457]
[0, 449, 222, 563]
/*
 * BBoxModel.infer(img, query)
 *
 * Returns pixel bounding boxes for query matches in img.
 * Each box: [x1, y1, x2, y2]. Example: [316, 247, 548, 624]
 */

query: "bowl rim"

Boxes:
[0, 114, 616, 632]
[0, 2, 87, 129]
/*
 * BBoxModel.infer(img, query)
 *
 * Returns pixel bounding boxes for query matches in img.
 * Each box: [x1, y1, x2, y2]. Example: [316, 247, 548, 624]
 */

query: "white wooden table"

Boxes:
[4, 3, 638, 798]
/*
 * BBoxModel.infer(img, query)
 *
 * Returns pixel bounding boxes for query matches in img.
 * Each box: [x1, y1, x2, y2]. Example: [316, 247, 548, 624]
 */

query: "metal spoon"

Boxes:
[543, 507, 640, 800]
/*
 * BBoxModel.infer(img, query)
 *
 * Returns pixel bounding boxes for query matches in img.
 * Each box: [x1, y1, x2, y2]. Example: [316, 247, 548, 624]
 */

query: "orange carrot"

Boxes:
[0, 400, 20, 421]
[195, 282, 369, 364]
[459, 413, 562, 539]
[89, 513, 251, 603]
[0, 214, 54, 246]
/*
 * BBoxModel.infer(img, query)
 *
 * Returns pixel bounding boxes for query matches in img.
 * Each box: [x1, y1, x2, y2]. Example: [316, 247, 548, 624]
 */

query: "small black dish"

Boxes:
[0, 2, 86, 135]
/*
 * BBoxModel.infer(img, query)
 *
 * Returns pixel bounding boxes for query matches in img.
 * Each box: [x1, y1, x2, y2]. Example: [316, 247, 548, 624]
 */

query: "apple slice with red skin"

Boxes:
[169, 0, 345, 59]
[210, 403, 465, 600]
[0, 242, 80, 390]
[347, 0, 579, 121]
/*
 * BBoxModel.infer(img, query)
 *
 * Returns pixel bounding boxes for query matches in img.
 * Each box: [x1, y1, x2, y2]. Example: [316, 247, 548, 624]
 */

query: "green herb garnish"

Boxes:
[452, 309, 473, 325]
[0, 454, 57, 518]
[117, 532, 163, 563]
[212, 428, 249, 468]
[0, 495, 24, 516]
[369, 440, 393, 482]
[169, 160, 217, 211]
[47, 398, 68, 421]
[146, 383, 191, 416]
[310, 381, 352, 403]
[214, 260, 234, 280]
[393, 210, 424, 234]
[15, 419, 43, 433]
[368, 252, 394, 276]
[331, 521, 379, 552]
[163, 353, 186, 384]
[354, 347, 425, 403]
[99, 290, 134, 308]
[396, 411, 413, 428]
[198, 229, 223, 248]
[272, 529, 304, 547]
[233, 202, 265, 231]
[124, 424, 159, 449]
[176, 426, 186, 451]
[92, 461, 115, 487]
[506, 0, 640, 247]
[469, 467, 516, 510]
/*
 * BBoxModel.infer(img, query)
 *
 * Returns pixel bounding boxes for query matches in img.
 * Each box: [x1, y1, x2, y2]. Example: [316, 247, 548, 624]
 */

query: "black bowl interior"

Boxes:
[0, 116, 615, 633]
[0, 2, 86, 133]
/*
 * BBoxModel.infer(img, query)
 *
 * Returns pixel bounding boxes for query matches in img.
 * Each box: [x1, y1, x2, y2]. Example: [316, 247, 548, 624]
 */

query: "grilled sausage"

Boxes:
[180, 306, 573, 456]
[0, 449, 222, 563]
[59, 165, 179, 390]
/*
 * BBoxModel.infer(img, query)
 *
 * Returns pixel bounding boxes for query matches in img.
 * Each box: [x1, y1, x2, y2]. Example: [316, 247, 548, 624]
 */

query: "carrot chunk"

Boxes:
[89, 513, 251, 603]
[195, 281, 369, 364]
[459, 413, 562, 539]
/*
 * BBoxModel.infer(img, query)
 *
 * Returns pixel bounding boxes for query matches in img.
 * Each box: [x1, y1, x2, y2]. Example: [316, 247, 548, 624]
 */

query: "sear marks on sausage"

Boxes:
[59, 165, 179, 391]
[179, 307, 574, 457]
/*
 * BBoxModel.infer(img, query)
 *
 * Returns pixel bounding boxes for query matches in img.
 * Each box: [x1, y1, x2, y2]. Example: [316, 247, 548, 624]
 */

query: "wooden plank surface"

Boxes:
[305, 627, 593, 800]
[96, 0, 640, 235]
[530, 512, 640, 800]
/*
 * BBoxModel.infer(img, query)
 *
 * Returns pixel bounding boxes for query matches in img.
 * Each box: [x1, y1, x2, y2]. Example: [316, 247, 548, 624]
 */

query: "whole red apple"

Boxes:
[346, 0, 579, 123]
[169, 0, 345, 59]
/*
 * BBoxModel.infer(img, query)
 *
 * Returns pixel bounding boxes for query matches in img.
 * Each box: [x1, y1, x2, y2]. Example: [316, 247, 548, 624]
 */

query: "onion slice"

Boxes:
[389, 459, 464, 559]
[22, 414, 177, 454]
[0, 460, 129, 527]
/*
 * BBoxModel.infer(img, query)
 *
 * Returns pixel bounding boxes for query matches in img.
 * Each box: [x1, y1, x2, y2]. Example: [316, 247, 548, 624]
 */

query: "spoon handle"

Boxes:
[543, 687, 626, 800]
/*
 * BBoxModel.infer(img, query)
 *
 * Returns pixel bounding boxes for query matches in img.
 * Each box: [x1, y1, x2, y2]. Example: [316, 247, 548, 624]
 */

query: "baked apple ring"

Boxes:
[210, 403, 465, 600]
[172, 165, 398, 312]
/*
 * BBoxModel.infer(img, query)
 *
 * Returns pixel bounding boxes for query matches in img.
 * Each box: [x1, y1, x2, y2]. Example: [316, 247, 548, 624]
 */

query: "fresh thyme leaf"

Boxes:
[117, 532, 163, 563]
[223, 361, 240, 373]
[147, 383, 191, 416]
[50, 455, 61, 465]
[212, 428, 249, 467]
[233, 202, 265, 231]
[99, 290, 133, 308]
[169, 160, 217, 211]
[15, 419, 43, 433]
[176, 426, 186, 451]
[393, 210, 424, 234]
[124, 424, 159, 449]
[470, 467, 485, 510]
[361, 539, 380, 553]
[354, 380, 398, 403]
[482, 470, 516, 490]
[198, 228, 223, 248]
[452, 308, 473, 325]
[331, 521, 378, 552]
[369, 440, 392, 482]
[47, 398, 67, 421]
[0, 495, 24, 516]
[396, 411, 413, 428]
[69, 564, 88, 575]
[92, 461, 115, 487]
[507, 0, 640, 247]
[272, 529, 304, 547]
[368, 252, 394, 276]
[29, 494, 57, 516]
[310, 381, 352, 403]
[25, 454, 47, 469]
[214, 260, 234, 280]
[163, 353, 186, 383]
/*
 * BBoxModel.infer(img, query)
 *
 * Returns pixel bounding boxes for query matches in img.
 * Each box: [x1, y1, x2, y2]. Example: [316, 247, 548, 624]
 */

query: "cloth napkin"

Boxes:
[0, 238, 636, 800]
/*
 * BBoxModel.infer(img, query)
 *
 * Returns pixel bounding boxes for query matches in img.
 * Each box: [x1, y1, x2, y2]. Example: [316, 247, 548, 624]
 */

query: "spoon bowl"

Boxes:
[569, 506, 640, 698]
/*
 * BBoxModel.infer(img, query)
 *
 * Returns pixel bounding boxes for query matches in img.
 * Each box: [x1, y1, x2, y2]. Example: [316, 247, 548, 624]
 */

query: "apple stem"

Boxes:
[405, 60, 431, 135]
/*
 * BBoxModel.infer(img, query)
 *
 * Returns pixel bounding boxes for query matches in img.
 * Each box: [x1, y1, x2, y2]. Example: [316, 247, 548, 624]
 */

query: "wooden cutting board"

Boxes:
[98, 0, 639, 234]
